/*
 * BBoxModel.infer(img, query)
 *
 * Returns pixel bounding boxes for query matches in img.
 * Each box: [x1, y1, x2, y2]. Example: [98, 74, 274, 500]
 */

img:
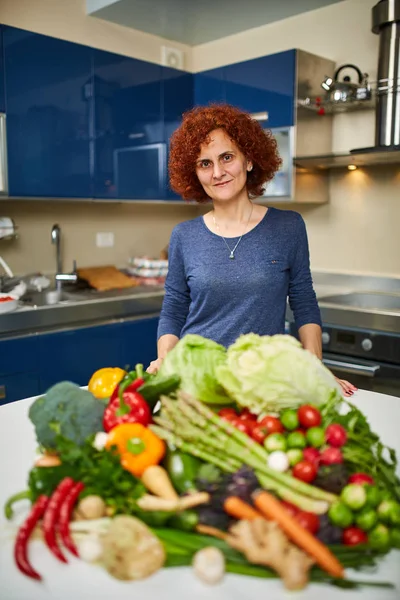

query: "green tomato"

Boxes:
[341, 484, 367, 511]
[364, 485, 381, 508]
[286, 431, 307, 450]
[368, 524, 390, 551]
[328, 501, 354, 528]
[390, 528, 400, 549]
[280, 409, 299, 431]
[286, 448, 304, 467]
[264, 433, 287, 453]
[306, 426, 325, 448]
[377, 499, 400, 526]
[355, 507, 378, 531]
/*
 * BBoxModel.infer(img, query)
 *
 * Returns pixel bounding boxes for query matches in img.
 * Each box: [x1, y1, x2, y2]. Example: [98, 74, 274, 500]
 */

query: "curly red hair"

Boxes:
[169, 104, 282, 202]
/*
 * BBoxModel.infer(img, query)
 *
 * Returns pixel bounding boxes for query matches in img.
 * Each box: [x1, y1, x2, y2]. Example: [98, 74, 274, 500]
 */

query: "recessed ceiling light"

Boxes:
[348, 164, 357, 171]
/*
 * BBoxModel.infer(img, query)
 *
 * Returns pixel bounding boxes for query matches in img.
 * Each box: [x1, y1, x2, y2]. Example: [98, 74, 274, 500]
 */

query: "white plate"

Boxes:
[0, 294, 18, 313]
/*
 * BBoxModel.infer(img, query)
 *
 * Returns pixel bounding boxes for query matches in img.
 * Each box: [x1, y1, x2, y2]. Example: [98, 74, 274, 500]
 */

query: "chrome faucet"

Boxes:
[51, 224, 78, 292]
[51, 224, 62, 275]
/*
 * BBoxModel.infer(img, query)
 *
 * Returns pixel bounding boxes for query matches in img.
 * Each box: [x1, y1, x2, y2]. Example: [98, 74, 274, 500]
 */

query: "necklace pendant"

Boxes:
[229, 252, 235, 259]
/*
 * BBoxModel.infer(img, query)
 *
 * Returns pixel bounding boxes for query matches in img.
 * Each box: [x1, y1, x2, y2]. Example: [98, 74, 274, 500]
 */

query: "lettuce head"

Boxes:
[156, 334, 231, 404]
[216, 333, 341, 414]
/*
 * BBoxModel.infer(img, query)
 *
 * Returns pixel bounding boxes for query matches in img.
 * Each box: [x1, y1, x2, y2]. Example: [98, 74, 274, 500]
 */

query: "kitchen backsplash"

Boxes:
[1, 164, 399, 278]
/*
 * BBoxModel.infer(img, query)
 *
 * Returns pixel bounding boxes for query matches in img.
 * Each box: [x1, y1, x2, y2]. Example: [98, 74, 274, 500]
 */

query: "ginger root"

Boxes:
[226, 518, 315, 591]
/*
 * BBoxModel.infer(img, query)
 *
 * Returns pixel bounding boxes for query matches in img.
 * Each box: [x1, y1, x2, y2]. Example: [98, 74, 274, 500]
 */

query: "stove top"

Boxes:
[319, 291, 400, 314]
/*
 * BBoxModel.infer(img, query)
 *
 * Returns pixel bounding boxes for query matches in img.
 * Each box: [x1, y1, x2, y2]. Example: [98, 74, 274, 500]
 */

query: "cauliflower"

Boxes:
[28, 381, 105, 450]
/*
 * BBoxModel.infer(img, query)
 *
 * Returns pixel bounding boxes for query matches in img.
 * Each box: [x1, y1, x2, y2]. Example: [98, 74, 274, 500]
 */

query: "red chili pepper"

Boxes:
[103, 379, 151, 433]
[14, 495, 49, 580]
[42, 477, 75, 563]
[58, 481, 85, 557]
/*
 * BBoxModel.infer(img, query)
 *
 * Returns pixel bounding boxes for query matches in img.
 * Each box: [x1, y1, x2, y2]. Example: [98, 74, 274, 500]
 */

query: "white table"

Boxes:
[0, 390, 399, 600]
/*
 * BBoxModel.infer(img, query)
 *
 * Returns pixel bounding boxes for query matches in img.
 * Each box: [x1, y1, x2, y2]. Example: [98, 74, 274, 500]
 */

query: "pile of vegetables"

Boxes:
[3, 333, 400, 593]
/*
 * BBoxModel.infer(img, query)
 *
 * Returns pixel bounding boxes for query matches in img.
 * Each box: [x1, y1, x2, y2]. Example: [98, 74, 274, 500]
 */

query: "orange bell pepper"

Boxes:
[88, 367, 126, 399]
[105, 423, 165, 477]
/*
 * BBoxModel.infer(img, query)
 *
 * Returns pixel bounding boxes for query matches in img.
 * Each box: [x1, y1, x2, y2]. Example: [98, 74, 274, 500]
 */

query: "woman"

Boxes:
[148, 104, 356, 397]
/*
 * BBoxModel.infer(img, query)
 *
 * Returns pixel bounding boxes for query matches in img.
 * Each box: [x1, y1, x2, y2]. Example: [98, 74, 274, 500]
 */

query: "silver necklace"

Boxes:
[212, 203, 254, 259]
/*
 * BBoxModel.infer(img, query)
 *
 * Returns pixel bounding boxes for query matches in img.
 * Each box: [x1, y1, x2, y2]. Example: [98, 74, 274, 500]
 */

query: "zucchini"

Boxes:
[163, 449, 201, 495]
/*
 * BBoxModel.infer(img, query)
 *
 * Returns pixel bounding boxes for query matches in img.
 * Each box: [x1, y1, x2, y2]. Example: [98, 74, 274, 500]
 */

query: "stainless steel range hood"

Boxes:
[350, 0, 400, 158]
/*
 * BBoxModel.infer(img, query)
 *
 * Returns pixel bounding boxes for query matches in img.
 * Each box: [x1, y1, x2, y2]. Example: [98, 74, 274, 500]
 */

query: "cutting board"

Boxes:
[76, 265, 137, 292]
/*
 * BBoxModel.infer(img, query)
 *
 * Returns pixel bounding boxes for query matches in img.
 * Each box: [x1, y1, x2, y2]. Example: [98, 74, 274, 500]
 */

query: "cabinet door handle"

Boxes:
[250, 111, 269, 122]
[323, 358, 380, 378]
[0, 114, 8, 195]
[0, 385, 6, 400]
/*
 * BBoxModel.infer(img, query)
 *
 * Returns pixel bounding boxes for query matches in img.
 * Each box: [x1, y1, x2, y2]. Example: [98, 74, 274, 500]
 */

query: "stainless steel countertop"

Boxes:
[0, 285, 165, 339]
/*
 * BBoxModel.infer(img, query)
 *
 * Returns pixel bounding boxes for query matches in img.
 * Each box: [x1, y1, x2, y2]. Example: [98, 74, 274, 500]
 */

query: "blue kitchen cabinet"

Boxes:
[0, 27, 5, 113]
[3, 26, 92, 198]
[119, 316, 159, 371]
[0, 335, 40, 403]
[0, 372, 40, 406]
[194, 67, 226, 106]
[38, 322, 122, 392]
[0, 334, 39, 376]
[93, 50, 164, 199]
[163, 68, 193, 199]
[224, 51, 296, 128]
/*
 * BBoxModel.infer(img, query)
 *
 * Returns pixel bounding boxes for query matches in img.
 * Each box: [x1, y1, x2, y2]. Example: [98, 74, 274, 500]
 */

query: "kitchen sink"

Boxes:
[319, 291, 400, 313]
[20, 289, 87, 307]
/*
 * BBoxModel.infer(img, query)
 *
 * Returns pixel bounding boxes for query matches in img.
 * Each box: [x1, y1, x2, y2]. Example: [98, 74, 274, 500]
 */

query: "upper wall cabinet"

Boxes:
[194, 51, 296, 129]
[194, 67, 226, 106]
[163, 67, 193, 200]
[0, 28, 5, 113]
[93, 50, 164, 200]
[3, 26, 92, 198]
[224, 51, 296, 128]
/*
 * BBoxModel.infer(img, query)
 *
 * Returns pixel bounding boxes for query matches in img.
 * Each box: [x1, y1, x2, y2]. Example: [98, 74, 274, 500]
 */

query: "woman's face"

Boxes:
[195, 128, 252, 203]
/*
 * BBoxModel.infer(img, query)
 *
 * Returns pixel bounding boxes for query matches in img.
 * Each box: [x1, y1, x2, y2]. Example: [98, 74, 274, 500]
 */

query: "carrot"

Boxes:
[253, 490, 344, 579]
[223, 496, 262, 521]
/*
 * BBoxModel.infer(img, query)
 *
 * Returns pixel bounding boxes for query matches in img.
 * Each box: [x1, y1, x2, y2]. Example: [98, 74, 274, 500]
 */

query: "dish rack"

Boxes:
[127, 257, 168, 278]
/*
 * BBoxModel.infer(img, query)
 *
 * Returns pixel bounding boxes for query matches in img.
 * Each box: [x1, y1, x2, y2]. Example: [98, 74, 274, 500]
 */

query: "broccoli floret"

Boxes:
[29, 381, 105, 449]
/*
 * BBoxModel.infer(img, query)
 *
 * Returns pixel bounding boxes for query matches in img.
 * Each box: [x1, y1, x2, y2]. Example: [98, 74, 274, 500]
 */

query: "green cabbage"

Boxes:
[156, 334, 231, 404]
[216, 333, 341, 414]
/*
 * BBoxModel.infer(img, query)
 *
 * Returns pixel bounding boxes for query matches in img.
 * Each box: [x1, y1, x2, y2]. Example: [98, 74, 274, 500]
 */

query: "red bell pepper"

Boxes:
[103, 376, 151, 433]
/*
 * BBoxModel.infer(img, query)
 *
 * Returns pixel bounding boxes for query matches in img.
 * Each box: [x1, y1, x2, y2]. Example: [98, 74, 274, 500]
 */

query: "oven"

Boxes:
[321, 325, 400, 398]
[289, 321, 400, 398]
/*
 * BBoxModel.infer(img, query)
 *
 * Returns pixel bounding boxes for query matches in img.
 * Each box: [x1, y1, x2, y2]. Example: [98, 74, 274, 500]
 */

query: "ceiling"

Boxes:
[86, 0, 345, 46]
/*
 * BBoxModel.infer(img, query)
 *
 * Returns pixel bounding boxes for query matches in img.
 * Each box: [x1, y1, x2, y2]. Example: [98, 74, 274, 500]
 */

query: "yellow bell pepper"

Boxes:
[88, 367, 126, 399]
[105, 422, 166, 477]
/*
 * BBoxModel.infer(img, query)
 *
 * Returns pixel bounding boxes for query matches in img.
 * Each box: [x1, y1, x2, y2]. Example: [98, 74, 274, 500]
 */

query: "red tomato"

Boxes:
[294, 511, 320, 535]
[325, 424, 347, 447]
[303, 447, 321, 466]
[348, 472, 375, 486]
[342, 527, 368, 546]
[280, 501, 300, 518]
[251, 425, 268, 444]
[238, 408, 256, 421]
[258, 415, 284, 435]
[320, 447, 343, 465]
[297, 405, 322, 429]
[231, 418, 252, 436]
[218, 408, 238, 422]
[292, 460, 318, 483]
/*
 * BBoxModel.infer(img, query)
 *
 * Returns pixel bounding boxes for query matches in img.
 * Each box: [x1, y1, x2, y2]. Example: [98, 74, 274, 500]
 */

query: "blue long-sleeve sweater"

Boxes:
[157, 207, 321, 348]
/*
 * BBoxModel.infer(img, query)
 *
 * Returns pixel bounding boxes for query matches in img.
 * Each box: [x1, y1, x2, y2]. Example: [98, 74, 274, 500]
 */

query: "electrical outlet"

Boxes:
[96, 232, 114, 248]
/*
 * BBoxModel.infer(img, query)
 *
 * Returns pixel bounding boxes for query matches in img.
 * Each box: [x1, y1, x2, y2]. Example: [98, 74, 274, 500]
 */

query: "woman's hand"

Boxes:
[146, 357, 164, 374]
[335, 377, 358, 397]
